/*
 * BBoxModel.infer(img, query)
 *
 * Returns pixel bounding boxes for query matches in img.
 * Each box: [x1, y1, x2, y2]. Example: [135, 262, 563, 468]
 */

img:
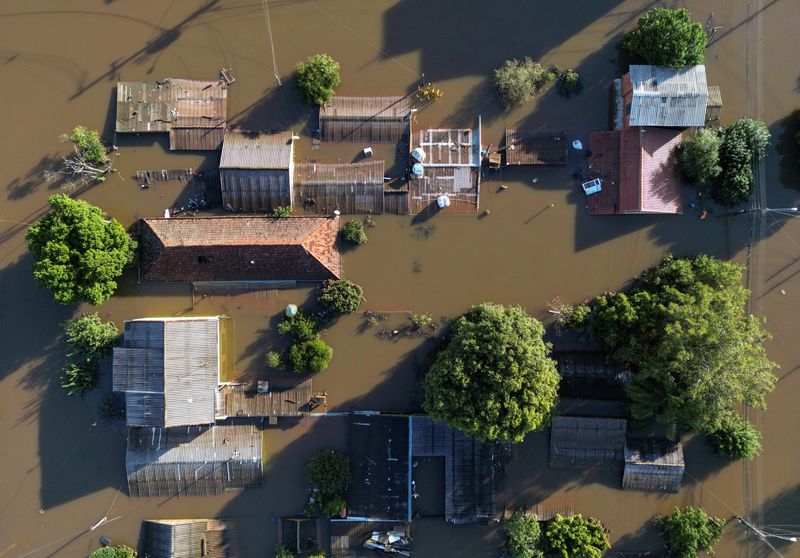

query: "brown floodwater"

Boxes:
[1, 1, 799, 556]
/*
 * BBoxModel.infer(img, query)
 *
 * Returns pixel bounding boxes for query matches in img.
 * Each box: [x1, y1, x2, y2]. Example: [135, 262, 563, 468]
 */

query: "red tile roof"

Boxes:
[139, 216, 341, 282]
[588, 128, 683, 215]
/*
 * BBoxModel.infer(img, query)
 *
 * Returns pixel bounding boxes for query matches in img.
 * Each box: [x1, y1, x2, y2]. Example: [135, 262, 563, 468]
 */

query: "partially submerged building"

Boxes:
[620, 65, 711, 128]
[549, 416, 627, 470]
[330, 520, 412, 557]
[138, 216, 341, 283]
[319, 96, 413, 142]
[139, 519, 235, 558]
[294, 160, 385, 214]
[126, 424, 262, 497]
[556, 352, 630, 400]
[622, 438, 685, 493]
[587, 127, 684, 215]
[347, 414, 411, 522]
[410, 123, 482, 214]
[116, 78, 228, 150]
[220, 130, 294, 212]
[113, 317, 230, 428]
[504, 129, 568, 166]
[411, 416, 496, 524]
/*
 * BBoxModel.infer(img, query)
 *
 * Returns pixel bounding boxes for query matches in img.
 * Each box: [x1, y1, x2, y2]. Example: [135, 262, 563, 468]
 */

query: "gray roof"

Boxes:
[627, 65, 708, 127]
[113, 318, 220, 428]
[140, 519, 235, 558]
[220, 130, 293, 169]
[126, 424, 262, 497]
[549, 416, 627, 470]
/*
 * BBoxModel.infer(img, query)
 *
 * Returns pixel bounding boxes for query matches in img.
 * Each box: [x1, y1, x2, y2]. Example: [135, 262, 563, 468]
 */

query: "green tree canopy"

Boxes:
[89, 545, 136, 558]
[305, 449, 350, 517]
[619, 7, 707, 68]
[318, 279, 365, 314]
[287, 338, 333, 374]
[26, 195, 135, 305]
[504, 511, 543, 558]
[492, 57, 553, 109]
[713, 119, 771, 205]
[423, 303, 559, 443]
[659, 506, 724, 557]
[543, 514, 610, 558]
[70, 125, 109, 166]
[342, 219, 367, 246]
[678, 128, 722, 184]
[589, 255, 776, 439]
[64, 312, 118, 358]
[706, 412, 762, 460]
[294, 53, 341, 106]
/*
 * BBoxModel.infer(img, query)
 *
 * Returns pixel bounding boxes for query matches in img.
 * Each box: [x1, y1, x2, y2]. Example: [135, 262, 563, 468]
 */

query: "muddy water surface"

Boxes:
[1, 1, 799, 557]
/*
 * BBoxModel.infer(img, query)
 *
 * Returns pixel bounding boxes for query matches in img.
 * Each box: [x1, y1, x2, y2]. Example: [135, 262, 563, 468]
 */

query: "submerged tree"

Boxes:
[658, 506, 725, 557]
[543, 514, 610, 558]
[619, 7, 707, 68]
[305, 449, 350, 517]
[492, 57, 553, 109]
[318, 279, 365, 314]
[586, 255, 776, 440]
[504, 511, 544, 558]
[26, 194, 136, 305]
[678, 128, 722, 185]
[713, 119, 771, 205]
[63, 313, 119, 358]
[705, 412, 762, 460]
[423, 303, 559, 443]
[89, 546, 136, 558]
[46, 125, 114, 190]
[294, 53, 341, 106]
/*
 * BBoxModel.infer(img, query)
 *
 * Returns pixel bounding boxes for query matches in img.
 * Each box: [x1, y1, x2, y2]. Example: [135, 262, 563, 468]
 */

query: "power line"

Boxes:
[260, 0, 281, 85]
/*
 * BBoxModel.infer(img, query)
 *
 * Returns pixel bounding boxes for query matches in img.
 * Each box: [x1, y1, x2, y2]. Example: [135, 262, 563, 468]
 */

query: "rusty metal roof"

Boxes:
[505, 129, 568, 166]
[139, 216, 341, 282]
[626, 65, 708, 127]
[220, 130, 293, 169]
[320, 96, 412, 120]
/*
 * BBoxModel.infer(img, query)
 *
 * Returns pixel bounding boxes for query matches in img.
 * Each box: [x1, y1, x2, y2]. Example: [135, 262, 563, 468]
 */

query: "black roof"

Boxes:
[347, 414, 411, 522]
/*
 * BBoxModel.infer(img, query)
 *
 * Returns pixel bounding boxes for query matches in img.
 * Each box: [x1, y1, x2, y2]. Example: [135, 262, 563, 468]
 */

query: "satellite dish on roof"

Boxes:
[437, 195, 451, 208]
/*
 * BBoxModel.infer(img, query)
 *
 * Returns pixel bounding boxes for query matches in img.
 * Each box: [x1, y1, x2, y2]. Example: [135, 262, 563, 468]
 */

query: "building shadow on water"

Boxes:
[229, 78, 316, 135]
[774, 109, 800, 191]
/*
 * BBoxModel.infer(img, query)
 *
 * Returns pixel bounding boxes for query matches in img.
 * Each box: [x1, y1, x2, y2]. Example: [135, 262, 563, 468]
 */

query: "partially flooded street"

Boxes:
[1, 1, 799, 556]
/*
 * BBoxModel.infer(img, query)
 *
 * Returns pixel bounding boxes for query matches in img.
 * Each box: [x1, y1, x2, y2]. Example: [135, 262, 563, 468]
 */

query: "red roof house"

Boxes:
[139, 216, 341, 282]
[587, 127, 684, 215]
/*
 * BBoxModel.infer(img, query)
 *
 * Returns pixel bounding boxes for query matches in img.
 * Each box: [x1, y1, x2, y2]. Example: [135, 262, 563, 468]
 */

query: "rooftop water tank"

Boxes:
[437, 195, 451, 208]
[411, 147, 426, 162]
[411, 163, 424, 178]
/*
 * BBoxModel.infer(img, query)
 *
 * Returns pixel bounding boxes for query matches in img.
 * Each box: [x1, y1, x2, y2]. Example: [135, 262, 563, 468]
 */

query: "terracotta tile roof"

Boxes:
[139, 216, 341, 282]
[588, 128, 683, 215]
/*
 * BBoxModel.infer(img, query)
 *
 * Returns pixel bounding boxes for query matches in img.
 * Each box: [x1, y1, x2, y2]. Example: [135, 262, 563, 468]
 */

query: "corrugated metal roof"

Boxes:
[320, 96, 412, 120]
[140, 519, 235, 558]
[409, 167, 479, 214]
[294, 161, 385, 214]
[549, 416, 627, 470]
[623, 439, 684, 493]
[126, 424, 262, 497]
[411, 416, 495, 524]
[220, 130, 293, 169]
[505, 129, 568, 166]
[414, 128, 480, 166]
[113, 318, 220, 428]
[139, 216, 341, 283]
[627, 65, 708, 127]
[220, 168, 291, 212]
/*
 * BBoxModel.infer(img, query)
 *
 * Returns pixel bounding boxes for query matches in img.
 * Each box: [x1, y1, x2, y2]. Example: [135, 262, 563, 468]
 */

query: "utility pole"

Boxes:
[737, 515, 798, 544]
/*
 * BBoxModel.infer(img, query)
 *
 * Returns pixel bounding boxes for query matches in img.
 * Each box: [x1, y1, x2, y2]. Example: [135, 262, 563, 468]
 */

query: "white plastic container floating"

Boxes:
[411, 162, 425, 178]
[437, 195, 451, 208]
[285, 304, 298, 317]
[572, 139, 583, 150]
[411, 147, 426, 162]
[363, 146, 373, 157]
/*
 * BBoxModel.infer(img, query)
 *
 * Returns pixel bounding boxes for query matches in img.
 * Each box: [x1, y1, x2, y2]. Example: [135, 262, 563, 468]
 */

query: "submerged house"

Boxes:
[549, 416, 627, 470]
[619, 65, 715, 129]
[587, 127, 684, 215]
[138, 216, 341, 283]
[139, 519, 235, 558]
[504, 129, 568, 166]
[294, 160, 385, 214]
[220, 130, 294, 212]
[116, 78, 228, 150]
[126, 424, 262, 497]
[113, 317, 230, 428]
[410, 122, 482, 214]
[319, 96, 413, 142]
[622, 438, 685, 493]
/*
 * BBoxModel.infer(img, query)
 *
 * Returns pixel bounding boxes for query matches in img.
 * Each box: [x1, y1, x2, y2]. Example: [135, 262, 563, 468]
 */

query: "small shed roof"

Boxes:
[319, 96, 412, 142]
[220, 130, 293, 169]
[139, 519, 235, 558]
[623, 438, 684, 493]
[294, 161, 385, 214]
[549, 416, 627, 470]
[347, 414, 411, 522]
[411, 416, 495, 524]
[113, 317, 220, 428]
[139, 216, 341, 282]
[126, 424, 262, 497]
[505, 129, 568, 166]
[215, 380, 313, 419]
[625, 65, 708, 127]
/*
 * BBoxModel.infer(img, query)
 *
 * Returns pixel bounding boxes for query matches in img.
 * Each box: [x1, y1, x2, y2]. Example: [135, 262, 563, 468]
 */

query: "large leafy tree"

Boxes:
[543, 514, 610, 558]
[659, 506, 724, 557]
[504, 511, 544, 558]
[590, 255, 776, 439]
[619, 7, 707, 68]
[423, 303, 559, 443]
[26, 195, 135, 305]
[713, 119, 771, 205]
[305, 449, 350, 517]
[678, 128, 722, 185]
[294, 53, 341, 106]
